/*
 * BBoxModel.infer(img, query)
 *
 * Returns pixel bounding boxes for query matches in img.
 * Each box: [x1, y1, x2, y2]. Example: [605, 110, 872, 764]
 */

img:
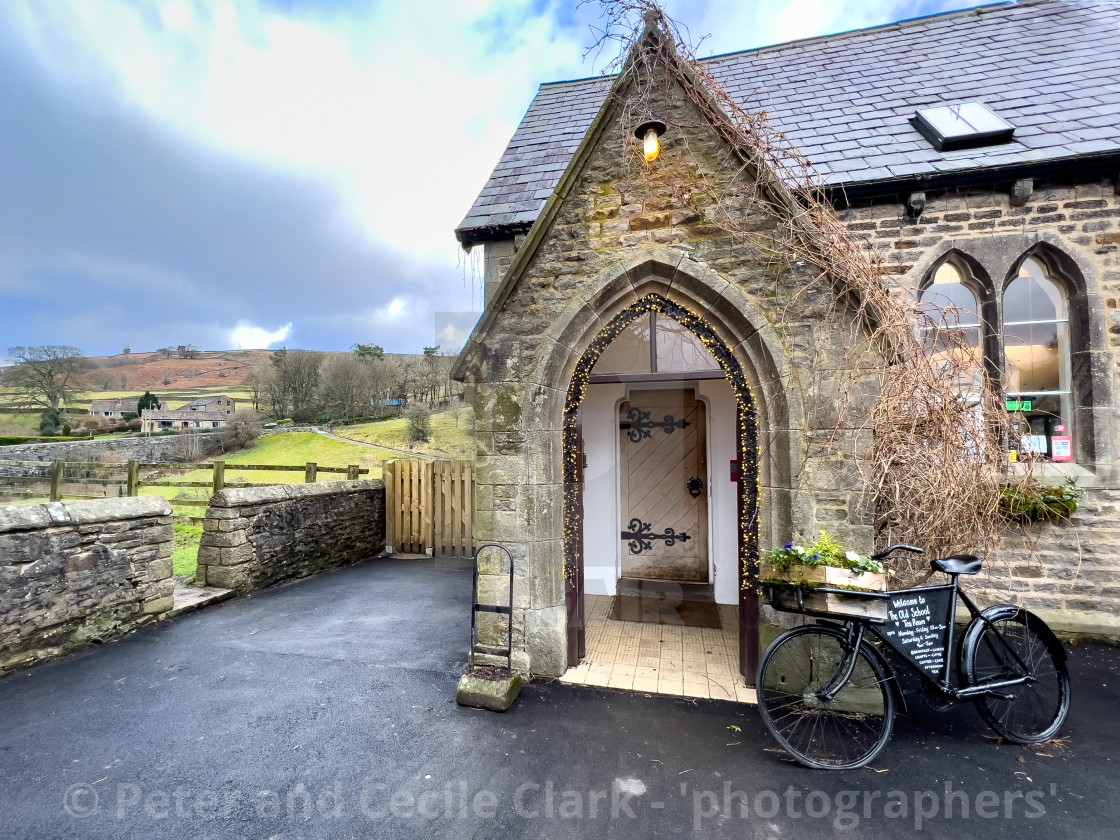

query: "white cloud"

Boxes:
[229, 320, 291, 349]
[374, 297, 409, 321]
[158, 0, 196, 34]
[2, 0, 594, 258]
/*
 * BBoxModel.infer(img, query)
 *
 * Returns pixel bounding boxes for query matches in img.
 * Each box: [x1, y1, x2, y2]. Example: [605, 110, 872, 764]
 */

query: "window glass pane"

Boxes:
[920, 264, 981, 328]
[1004, 259, 1065, 323]
[655, 316, 721, 372]
[917, 103, 1014, 140]
[1007, 394, 1072, 461]
[592, 317, 651, 374]
[1004, 321, 1066, 393]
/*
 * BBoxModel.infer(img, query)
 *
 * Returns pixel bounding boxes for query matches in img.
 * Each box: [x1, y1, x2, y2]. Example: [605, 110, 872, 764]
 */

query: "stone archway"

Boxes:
[559, 292, 764, 681]
[464, 248, 806, 681]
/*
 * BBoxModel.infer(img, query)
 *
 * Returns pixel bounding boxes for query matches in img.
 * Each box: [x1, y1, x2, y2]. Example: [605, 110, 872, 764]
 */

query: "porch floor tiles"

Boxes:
[559, 594, 757, 704]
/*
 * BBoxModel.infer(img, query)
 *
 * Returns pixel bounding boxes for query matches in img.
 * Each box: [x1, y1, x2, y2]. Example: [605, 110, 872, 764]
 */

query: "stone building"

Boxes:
[183, 395, 236, 414]
[89, 397, 157, 419]
[141, 396, 237, 433]
[453, 0, 1120, 687]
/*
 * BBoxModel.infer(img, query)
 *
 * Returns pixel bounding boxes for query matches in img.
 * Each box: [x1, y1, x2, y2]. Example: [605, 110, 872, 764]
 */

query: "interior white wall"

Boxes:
[582, 383, 624, 596]
[699, 378, 739, 605]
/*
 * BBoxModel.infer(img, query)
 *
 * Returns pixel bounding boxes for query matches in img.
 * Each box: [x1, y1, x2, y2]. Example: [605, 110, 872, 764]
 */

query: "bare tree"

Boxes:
[181, 432, 204, 462]
[245, 365, 269, 412]
[249, 363, 284, 419]
[317, 354, 375, 422]
[284, 351, 321, 420]
[367, 356, 400, 409]
[253, 349, 322, 420]
[2, 346, 91, 409]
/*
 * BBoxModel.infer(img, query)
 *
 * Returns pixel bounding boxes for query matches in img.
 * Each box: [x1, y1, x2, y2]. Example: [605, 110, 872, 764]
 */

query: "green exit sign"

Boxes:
[1006, 400, 1033, 412]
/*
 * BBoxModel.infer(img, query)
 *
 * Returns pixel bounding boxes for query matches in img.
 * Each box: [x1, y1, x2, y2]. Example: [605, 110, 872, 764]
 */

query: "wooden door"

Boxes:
[619, 388, 708, 581]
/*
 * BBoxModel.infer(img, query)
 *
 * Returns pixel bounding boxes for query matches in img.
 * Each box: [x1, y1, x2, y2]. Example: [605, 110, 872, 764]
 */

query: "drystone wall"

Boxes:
[0, 497, 174, 676]
[196, 480, 385, 594]
[1, 433, 224, 464]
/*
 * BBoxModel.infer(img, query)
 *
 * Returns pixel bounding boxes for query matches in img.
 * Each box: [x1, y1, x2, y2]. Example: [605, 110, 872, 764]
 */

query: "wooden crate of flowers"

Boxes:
[761, 532, 889, 620]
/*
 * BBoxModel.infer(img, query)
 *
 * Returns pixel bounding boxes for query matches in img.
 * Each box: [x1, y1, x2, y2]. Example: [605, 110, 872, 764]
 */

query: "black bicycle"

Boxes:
[757, 545, 1071, 769]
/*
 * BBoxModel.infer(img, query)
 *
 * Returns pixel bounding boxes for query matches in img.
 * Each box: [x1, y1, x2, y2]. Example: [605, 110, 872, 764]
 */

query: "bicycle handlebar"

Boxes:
[871, 544, 924, 561]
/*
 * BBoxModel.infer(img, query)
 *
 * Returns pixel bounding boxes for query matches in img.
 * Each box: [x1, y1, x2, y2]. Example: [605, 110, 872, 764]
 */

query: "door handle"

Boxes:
[687, 477, 704, 498]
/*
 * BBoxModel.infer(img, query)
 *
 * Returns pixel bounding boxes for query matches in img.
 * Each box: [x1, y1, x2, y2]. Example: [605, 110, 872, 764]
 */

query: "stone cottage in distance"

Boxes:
[140, 395, 238, 433]
[454, 0, 1120, 687]
[89, 396, 161, 420]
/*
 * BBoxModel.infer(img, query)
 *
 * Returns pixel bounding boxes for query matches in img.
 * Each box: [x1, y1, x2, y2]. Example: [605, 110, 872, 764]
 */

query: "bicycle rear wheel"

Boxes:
[757, 625, 895, 769]
[962, 606, 1070, 743]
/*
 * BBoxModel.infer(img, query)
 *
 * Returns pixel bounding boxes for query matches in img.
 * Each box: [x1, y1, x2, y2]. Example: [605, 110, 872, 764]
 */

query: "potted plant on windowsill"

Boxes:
[761, 531, 889, 619]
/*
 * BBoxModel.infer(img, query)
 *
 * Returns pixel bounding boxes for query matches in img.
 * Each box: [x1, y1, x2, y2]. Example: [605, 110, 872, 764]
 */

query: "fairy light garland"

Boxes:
[561, 293, 762, 593]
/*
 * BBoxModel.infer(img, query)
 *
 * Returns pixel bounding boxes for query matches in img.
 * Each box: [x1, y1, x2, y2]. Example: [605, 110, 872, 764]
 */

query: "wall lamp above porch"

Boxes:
[635, 119, 667, 162]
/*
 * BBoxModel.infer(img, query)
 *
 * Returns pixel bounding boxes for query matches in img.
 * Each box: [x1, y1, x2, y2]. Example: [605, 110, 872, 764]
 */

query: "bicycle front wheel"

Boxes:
[757, 625, 895, 769]
[962, 606, 1070, 743]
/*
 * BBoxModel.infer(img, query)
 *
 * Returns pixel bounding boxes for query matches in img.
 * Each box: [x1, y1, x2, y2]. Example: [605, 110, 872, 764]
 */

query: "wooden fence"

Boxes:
[384, 459, 475, 557]
[0, 458, 368, 506]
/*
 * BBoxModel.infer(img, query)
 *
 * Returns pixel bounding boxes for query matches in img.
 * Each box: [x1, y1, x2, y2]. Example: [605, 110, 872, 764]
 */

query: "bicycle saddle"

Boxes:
[931, 555, 982, 576]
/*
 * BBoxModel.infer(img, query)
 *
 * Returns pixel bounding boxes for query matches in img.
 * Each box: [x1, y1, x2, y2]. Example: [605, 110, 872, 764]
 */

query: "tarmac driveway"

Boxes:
[1, 554, 1117, 839]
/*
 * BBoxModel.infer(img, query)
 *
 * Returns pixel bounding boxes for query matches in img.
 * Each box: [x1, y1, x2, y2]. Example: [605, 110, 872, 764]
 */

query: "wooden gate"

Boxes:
[384, 460, 475, 557]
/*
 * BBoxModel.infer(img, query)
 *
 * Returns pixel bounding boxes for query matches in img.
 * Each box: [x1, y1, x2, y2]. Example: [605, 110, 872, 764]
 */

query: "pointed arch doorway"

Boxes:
[561, 295, 761, 696]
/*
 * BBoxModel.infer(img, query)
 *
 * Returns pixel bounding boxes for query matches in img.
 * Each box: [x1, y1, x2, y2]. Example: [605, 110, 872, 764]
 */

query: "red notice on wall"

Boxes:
[730, 460, 740, 482]
[1052, 436, 1073, 462]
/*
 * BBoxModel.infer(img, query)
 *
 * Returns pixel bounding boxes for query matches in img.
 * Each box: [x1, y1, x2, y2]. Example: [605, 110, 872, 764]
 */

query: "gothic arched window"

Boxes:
[919, 261, 985, 397]
[1002, 257, 1072, 461]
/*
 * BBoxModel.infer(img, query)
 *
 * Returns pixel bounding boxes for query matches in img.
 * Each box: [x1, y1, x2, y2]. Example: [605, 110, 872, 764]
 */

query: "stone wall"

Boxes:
[837, 176, 1120, 633]
[196, 480, 385, 594]
[0, 497, 174, 677]
[1, 433, 224, 464]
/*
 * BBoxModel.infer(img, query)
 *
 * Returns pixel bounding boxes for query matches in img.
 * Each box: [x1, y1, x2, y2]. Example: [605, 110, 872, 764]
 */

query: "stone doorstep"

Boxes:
[161, 583, 235, 620]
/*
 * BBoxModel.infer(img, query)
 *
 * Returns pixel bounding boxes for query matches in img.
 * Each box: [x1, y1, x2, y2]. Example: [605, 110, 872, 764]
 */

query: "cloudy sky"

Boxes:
[0, 0, 983, 357]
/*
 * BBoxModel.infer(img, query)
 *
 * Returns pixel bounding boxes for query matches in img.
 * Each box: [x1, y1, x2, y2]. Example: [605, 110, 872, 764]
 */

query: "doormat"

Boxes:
[609, 595, 722, 629]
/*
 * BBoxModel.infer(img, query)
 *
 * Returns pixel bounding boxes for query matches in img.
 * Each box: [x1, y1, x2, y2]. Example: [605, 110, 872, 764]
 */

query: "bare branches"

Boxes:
[2, 345, 91, 410]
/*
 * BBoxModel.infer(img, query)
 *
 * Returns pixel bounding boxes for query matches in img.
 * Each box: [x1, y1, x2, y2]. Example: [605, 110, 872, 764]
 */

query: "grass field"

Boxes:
[337, 408, 476, 460]
[173, 520, 204, 577]
[149, 432, 384, 508]
[0, 412, 40, 435]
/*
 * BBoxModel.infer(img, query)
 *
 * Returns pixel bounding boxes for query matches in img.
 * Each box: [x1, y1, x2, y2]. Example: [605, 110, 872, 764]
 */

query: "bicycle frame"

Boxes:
[768, 576, 1037, 702]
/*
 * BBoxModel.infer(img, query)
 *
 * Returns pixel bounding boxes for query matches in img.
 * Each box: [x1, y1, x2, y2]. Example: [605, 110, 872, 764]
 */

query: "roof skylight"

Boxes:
[911, 102, 1015, 151]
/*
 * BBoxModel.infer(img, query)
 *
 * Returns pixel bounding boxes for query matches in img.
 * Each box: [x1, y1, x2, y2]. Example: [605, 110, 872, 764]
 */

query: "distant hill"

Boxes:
[85, 350, 272, 391]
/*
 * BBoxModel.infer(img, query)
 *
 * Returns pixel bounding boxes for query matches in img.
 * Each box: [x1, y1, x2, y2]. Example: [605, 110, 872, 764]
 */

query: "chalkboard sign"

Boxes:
[878, 587, 954, 680]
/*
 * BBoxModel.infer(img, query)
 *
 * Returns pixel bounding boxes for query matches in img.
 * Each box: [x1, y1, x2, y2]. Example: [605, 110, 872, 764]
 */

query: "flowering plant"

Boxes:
[766, 531, 884, 576]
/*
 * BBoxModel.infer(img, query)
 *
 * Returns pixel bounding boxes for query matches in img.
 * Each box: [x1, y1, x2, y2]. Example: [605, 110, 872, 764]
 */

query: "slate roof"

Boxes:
[89, 399, 139, 414]
[457, 0, 1120, 243]
[187, 396, 233, 408]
